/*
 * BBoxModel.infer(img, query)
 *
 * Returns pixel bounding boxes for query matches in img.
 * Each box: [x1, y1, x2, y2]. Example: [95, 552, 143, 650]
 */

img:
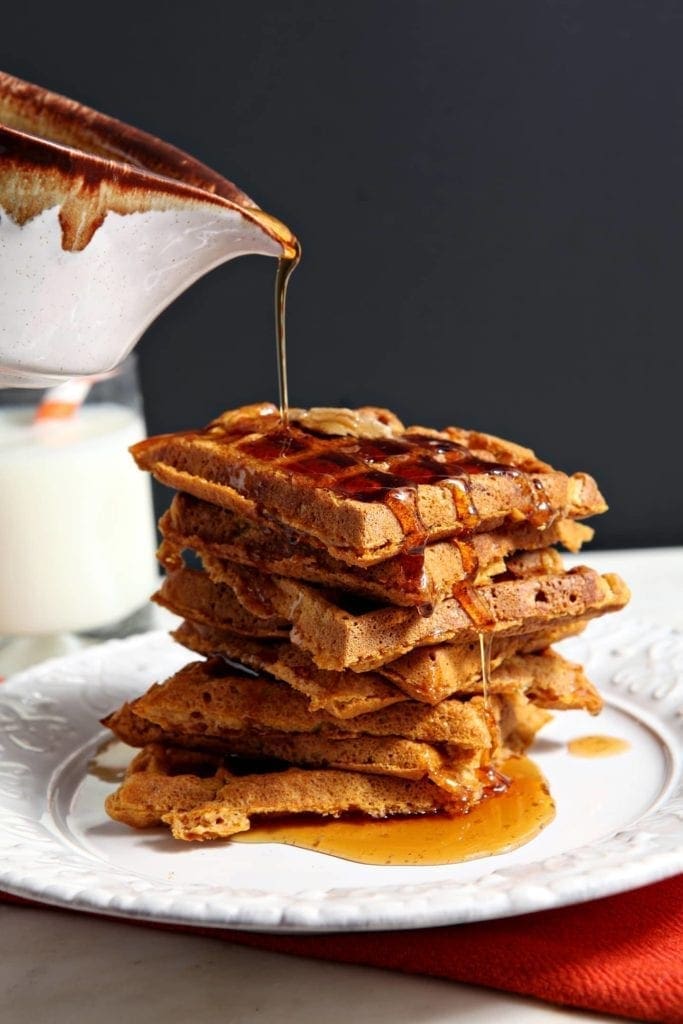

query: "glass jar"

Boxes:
[0, 356, 158, 674]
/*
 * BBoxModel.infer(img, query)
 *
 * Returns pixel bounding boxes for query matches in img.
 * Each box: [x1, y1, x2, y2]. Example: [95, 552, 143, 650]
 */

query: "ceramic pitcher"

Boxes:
[0, 71, 297, 387]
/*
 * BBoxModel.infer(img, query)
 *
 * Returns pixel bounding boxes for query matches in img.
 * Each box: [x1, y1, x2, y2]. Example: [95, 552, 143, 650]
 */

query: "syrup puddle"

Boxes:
[88, 736, 127, 784]
[234, 755, 554, 866]
[567, 735, 630, 759]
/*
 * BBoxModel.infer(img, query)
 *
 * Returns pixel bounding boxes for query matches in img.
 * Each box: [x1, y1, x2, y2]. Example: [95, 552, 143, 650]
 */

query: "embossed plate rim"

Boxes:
[0, 617, 681, 933]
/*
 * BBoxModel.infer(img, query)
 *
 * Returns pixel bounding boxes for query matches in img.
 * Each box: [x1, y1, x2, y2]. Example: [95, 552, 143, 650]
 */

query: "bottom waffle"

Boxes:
[105, 745, 510, 842]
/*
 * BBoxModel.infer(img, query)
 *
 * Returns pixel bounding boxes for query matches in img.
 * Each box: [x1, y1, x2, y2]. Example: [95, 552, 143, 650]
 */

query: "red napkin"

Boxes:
[3, 875, 682, 1022]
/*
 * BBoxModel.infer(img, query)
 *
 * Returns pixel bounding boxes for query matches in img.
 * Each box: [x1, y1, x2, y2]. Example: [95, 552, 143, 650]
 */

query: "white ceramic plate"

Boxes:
[0, 616, 681, 933]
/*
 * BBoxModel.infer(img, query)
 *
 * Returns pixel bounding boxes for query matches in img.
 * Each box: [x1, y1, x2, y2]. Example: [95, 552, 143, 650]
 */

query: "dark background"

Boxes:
[2, 1, 681, 548]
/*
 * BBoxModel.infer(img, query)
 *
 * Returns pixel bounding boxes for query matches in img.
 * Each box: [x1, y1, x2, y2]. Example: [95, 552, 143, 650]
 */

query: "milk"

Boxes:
[0, 403, 158, 634]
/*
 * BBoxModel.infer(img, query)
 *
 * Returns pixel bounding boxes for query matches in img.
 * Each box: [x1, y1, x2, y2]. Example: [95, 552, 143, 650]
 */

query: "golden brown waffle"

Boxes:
[104, 746, 231, 829]
[156, 563, 629, 671]
[122, 658, 499, 747]
[152, 566, 289, 639]
[172, 621, 405, 718]
[131, 403, 606, 566]
[380, 619, 592, 702]
[172, 620, 601, 714]
[217, 561, 629, 671]
[102, 721, 487, 788]
[105, 712, 551, 797]
[104, 745, 231, 831]
[159, 491, 593, 608]
[500, 650, 602, 714]
[105, 744, 500, 840]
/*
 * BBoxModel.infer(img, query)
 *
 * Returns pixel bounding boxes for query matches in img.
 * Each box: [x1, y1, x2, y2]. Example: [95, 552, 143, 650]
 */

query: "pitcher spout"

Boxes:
[0, 71, 298, 386]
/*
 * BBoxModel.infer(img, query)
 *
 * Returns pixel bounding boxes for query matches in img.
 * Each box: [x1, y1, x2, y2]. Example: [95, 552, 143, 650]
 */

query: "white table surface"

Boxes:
[1, 547, 680, 1024]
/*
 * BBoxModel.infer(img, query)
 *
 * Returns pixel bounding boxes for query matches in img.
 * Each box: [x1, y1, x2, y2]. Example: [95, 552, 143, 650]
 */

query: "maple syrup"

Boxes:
[453, 537, 480, 581]
[478, 630, 494, 707]
[567, 735, 630, 758]
[274, 243, 301, 424]
[235, 755, 554, 866]
[88, 737, 127, 784]
[452, 581, 496, 629]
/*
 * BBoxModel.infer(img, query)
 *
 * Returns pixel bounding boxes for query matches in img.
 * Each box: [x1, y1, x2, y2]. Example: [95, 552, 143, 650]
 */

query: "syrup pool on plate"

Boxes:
[234, 755, 555, 866]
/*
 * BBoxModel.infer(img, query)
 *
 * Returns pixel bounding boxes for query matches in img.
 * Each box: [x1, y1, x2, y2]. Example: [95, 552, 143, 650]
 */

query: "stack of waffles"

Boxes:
[103, 404, 629, 841]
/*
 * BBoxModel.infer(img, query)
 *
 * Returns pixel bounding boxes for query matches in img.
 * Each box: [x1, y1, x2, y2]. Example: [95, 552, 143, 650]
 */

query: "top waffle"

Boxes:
[131, 403, 607, 566]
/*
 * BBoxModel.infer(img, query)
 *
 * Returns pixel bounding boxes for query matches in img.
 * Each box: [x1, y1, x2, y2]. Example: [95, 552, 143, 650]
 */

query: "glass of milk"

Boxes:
[0, 356, 159, 674]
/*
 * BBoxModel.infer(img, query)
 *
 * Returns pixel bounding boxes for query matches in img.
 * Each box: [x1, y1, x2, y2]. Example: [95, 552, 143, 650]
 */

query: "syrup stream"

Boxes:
[274, 243, 302, 424]
[478, 630, 493, 711]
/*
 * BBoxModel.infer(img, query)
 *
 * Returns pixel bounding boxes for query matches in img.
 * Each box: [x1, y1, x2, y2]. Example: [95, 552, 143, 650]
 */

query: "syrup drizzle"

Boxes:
[383, 488, 430, 614]
[274, 243, 302, 424]
[478, 630, 493, 710]
[453, 537, 480, 581]
[231, 425, 556, 609]
[235, 755, 554, 866]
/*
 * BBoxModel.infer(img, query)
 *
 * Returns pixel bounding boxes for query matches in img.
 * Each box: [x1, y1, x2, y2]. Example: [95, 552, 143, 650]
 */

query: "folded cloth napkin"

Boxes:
[3, 875, 681, 1023]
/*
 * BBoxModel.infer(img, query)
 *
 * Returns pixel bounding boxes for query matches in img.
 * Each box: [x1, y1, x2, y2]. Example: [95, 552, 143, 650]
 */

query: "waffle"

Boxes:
[104, 646, 571, 755]
[158, 490, 594, 607]
[155, 562, 629, 671]
[171, 620, 601, 713]
[171, 620, 406, 718]
[380, 618, 592, 702]
[153, 565, 289, 639]
[105, 745, 508, 840]
[103, 717, 498, 789]
[106, 685, 551, 765]
[105, 746, 231, 829]
[131, 403, 607, 567]
[118, 657, 499, 747]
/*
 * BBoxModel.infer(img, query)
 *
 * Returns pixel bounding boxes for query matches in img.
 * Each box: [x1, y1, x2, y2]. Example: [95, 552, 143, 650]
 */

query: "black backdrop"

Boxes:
[2, 2, 682, 548]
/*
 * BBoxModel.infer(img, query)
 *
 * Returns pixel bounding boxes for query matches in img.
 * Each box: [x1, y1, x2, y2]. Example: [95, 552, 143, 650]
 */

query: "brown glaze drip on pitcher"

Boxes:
[0, 71, 299, 255]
